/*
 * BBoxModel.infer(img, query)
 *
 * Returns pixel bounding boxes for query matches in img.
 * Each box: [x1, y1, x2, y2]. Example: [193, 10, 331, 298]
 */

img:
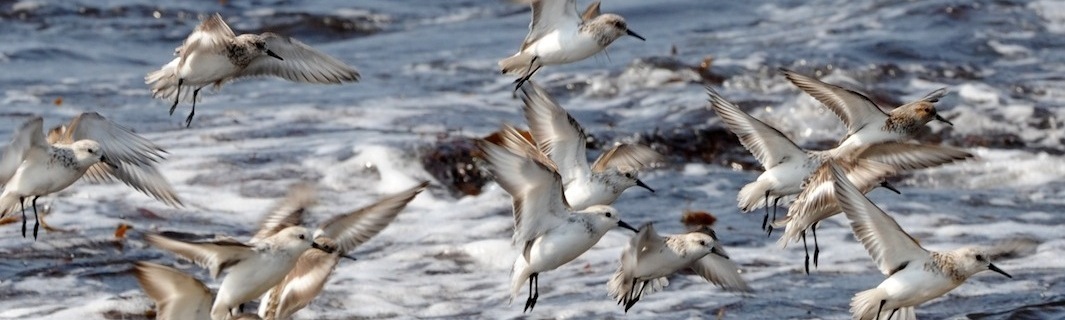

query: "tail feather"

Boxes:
[508, 257, 532, 305]
[606, 267, 632, 304]
[737, 180, 772, 212]
[145, 58, 198, 103]
[890, 307, 915, 320]
[0, 193, 25, 218]
[850, 287, 889, 320]
[499, 53, 534, 76]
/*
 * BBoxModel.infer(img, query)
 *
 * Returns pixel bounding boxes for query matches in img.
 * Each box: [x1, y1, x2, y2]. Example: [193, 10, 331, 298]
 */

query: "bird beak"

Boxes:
[266, 50, 284, 61]
[635, 179, 655, 193]
[617, 220, 638, 232]
[339, 253, 358, 261]
[934, 114, 953, 126]
[879, 181, 902, 194]
[626, 29, 646, 41]
[311, 241, 335, 254]
[100, 155, 119, 169]
[710, 247, 730, 259]
[988, 263, 1012, 278]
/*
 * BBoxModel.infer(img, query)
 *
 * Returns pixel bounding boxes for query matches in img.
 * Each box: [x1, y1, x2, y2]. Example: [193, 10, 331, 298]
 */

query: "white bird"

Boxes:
[781, 69, 952, 156]
[501, 0, 645, 89]
[256, 181, 427, 320]
[516, 81, 661, 210]
[0, 112, 181, 239]
[146, 13, 360, 127]
[132, 261, 262, 320]
[478, 128, 638, 312]
[774, 143, 972, 272]
[144, 226, 334, 320]
[828, 161, 1012, 320]
[607, 223, 750, 312]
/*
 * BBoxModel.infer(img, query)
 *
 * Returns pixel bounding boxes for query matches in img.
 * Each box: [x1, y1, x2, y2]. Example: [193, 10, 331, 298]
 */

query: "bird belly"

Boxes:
[633, 250, 689, 281]
[564, 181, 617, 210]
[7, 161, 82, 196]
[759, 161, 812, 197]
[878, 267, 960, 310]
[525, 229, 598, 273]
[215, 257, 297, 313]
[837, 129, 902, 155]
[178, 51, 239, 85]
[526, 29, 602, 65]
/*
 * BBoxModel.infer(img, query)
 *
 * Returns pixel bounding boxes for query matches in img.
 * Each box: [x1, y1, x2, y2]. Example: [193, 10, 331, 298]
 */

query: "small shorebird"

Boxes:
[828, 162, 1013, 320]
[0, 112, 181, 239]
[607, 223, 750, 312]
[256, 182, 427, 320]
[478, 127, 638, 312]
[144, 226, 334, 320]
[515, 81, 661, 210]
[781, 69, 953, 156]
[132, 261, 262, 320]
[146, 13, 360, 127]
[501, 0, 645, 89]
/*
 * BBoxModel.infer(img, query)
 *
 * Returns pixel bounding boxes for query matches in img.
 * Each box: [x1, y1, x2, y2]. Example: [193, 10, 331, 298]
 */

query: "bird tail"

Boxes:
[499, 53, 535, 76]
[508, 256, 532, 305]
[774, 216, 801, 248]
[0, 192, 24, 218]
[737, 180, 772, 212]
[606, 266, 632, 304]
[850, 287, 889, 320]
[145, 59, 196, 103]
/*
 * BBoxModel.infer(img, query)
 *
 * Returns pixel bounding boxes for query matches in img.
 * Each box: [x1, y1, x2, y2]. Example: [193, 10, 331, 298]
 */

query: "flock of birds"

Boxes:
[0, 0, 1018, 319]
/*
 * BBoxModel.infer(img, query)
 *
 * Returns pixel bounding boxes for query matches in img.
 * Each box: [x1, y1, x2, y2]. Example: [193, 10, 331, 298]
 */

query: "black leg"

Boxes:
[767, 197, 781, 236]
[625, 281, 647, 312]
[876, 300, 886, 320]
[31, 196, 40, 240]
[812, 222, 820, 267]
[19, 196, 27, 238]
[185, 87, 201, 128]
[170, 79, 183, 115]
[523, 273, 539, 312]
[887, 308, 898, 320]
[802, 230, 810, 275]
[762, 190, 770, 231]
[513, 56, 541, 91]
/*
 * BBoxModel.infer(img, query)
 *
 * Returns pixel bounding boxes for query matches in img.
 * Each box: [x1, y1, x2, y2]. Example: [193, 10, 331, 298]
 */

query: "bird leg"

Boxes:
[523, 273, 539, 312]
[876, 300, 886, 320]
[31, 196, 40, 240]
[185, 87, 201, 128]
[802, 230, 810, 275]
[762, 190, 770, 232]
[887, 308, 898, 320]
[170, 79, 183, 115]
[513, 56, 542, 91]
[625, 281, 648, 312]
[812, 222, 820, 267]
[19, 196, 27, 238]
[767, 197, 781, 237]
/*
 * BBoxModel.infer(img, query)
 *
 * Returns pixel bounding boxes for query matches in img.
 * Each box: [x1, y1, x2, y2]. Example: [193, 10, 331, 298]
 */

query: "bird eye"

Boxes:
[87, 148, 94, 153]
[298, 234, 306, 240]
[975, 254, 984, 261]
[605, 212, 612, 218]
[698, 240, 706, 246]
[624, 172, 634, 179]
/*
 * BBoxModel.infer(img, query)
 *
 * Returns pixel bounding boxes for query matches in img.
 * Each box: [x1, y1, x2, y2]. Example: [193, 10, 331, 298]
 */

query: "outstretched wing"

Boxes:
[515, 0, 581, 51]
[132, 261, 213, 320]
[252, 183, 316, 242]
[518, 81, 590, 185]
[0, 117, 47, 186]
[690, 254, 752, 292]
[707, 87, 805, 169]
[144, 233, 254, 279]
[591, 144, 663, 173]
[478, 136, 568, 245]
[781, 69, 887, 134]
[318, 181, 427, 253]
[238, 34, 360, 84]
[829, 162, 929, 276]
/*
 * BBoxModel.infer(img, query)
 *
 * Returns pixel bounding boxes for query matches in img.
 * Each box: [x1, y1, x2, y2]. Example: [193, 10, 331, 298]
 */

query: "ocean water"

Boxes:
[0, 0, 1063, 319]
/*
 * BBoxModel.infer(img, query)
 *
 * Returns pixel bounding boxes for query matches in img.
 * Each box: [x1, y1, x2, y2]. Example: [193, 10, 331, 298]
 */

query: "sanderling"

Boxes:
[501, 0, 645, 89]
[0, 112, 181, 239]
[607, 223, 750, 312]
[478, 128, 638, 312]
[146, 13, 360, 127]
[775, 143, 972, 273]
[257, 181, 427, 320]
[145, 226, 335, 320]
[516, 81, 661, 210]
[781, 69, 952, 156]
[132, 261, 262, 320]
[827, 161, 1012, 320]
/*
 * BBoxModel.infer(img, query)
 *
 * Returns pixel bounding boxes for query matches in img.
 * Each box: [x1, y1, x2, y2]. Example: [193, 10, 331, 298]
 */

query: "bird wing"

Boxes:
[690, 253, 752, 292]
[516, 0, 581, 51]
[82, 162, 183, 207]
[0, 117, 47, 186]
[707, 87, 805, 169]
[144, 233, 255, 279]
[61, 112, 166, 165]
[478, 138, 568, 245]
[856, 142, 973, 171]
[252, 183, 316, 243]
[829, 161, 929, 276]
[238, 34, 360, 84]
[781, 69, 887, 134]
[132, 261, 213, 320]
[591, 144, 663, 173]
[633, 223, 666, 262]
[318, 181, 427, 253]
[262, 249, 338, 320]
[518, 81, 589, 185]
[179, 13, 236, 66]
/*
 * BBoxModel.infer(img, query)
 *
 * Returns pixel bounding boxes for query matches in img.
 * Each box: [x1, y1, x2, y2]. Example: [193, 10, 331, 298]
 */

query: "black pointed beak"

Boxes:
[266, 50, 284, 61]
[879, 181, 902, 195]
[988, 263, 1012, 278]
[710, 246, 730, 259]
[626, 29, 646, 41]
[311, 241, 335, 254]
[100, 155, 119, 169]
[339, 253, 358, 261]
[934, 114, 953, 126]
[617, 220, 638, 232]
[635, 179, 655, 193]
